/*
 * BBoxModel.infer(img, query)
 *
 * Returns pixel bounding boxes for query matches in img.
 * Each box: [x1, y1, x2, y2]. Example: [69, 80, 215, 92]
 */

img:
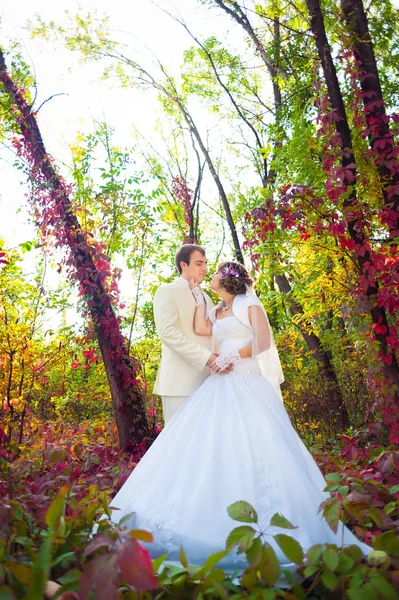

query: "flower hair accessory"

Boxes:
[221, 265, 240, 279]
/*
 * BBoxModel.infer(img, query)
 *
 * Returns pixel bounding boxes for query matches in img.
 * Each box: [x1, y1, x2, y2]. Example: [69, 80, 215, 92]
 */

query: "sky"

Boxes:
[1, 0, 399, 247]
[0, 0, 240, 247]
[0, 0, 249, 329]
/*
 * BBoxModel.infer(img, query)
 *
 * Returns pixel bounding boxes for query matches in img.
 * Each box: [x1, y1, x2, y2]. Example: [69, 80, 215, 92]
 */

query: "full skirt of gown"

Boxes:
[110, 371, 370, 571]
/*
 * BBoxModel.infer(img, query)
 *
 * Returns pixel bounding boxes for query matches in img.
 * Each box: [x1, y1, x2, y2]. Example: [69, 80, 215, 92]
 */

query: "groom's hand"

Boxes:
[207, 354, 234, 375]
[206, 353, 219, 369]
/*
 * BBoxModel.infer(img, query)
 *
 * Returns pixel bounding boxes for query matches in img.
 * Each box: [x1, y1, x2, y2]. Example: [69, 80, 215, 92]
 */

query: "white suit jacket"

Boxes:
[153, 277, 214, 396]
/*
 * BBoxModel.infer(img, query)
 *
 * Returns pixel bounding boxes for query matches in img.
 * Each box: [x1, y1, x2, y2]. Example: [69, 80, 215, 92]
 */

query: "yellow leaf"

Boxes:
[128, 529, 154, 543]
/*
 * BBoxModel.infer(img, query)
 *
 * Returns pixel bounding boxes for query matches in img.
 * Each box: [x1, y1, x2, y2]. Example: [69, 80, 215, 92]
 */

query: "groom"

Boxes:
[153, 244, 218, 425]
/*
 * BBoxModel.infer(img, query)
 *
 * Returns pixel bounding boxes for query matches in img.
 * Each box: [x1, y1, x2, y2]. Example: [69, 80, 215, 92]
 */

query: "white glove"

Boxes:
[190, 281, 205, 307]
[215, 350, 240, 371]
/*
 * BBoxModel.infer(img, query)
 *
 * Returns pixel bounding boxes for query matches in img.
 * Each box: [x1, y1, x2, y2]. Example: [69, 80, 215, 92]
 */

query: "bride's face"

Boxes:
[209, 270, 222, 292]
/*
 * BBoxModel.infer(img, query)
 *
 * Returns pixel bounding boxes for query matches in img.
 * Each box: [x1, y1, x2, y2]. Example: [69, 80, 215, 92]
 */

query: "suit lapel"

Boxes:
[174, 277, 195, 305]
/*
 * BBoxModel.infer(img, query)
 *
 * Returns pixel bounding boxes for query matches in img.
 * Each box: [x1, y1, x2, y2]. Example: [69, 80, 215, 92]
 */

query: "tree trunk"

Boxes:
[275, 273, 350, 429]
[211, 0, 284, 185]
[341, 0, 399, 237]
[183, 26, 269, 187]
[209, 3, 349, 411]
[182, 110, 244, 263]
[0, 51, 149, 451]
[212, 0, 289, 81]
[305, 0, 399, 395]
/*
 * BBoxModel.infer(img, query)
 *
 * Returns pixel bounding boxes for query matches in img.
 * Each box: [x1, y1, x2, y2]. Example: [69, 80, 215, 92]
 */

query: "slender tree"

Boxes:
[305, 0, 399, 394]
[274, 274, 349, 429]
[0, 50, 149, 451]
[196, 5, 349, 418]
[341, 0, 399, 237]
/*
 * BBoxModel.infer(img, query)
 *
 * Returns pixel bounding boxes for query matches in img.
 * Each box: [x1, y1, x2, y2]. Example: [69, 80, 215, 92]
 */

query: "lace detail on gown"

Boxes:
[254, 460, 280, 527]
[140, 506, 180, 554]
[212, 315, 252, 346]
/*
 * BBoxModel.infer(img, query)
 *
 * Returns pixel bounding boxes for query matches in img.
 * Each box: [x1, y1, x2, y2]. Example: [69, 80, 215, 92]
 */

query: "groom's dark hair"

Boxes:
[175, 244, 206, 274]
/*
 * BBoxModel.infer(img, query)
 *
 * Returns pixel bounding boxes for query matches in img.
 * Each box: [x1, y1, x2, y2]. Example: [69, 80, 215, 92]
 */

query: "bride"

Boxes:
[109, 261, 370, 571]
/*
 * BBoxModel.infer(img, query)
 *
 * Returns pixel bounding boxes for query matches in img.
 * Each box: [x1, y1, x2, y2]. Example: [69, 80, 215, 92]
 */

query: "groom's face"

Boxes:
[181, 250, 207, 283]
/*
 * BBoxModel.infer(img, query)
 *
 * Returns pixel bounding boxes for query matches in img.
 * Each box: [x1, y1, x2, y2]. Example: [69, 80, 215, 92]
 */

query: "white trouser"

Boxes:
[162, 395, 188, 426]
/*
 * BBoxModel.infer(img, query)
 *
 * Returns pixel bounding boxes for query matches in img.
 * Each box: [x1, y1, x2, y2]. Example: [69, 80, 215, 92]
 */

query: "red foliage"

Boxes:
[0, 59, 150, 452]
[243, 56, 399, 443]
[172, 176, 197, 243]
[117, 537, 158, 591]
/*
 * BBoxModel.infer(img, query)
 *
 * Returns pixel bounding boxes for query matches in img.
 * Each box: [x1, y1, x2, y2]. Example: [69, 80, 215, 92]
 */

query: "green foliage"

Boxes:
[0, 247, 75, 441]
[2, 454, 399, 599]
[69, 121, 164, 263]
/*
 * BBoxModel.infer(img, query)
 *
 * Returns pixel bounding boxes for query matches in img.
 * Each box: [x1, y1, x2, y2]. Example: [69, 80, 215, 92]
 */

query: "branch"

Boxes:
[211, 0, 289, 79]
[35, 92, 69, 113]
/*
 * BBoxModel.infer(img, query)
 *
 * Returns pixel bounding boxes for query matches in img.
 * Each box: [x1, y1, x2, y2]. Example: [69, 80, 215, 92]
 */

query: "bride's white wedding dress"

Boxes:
[110, 315, 370, 570]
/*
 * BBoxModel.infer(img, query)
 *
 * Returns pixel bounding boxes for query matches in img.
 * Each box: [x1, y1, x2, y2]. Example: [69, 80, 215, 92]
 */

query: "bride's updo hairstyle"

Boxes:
[218, 261, 253, 296]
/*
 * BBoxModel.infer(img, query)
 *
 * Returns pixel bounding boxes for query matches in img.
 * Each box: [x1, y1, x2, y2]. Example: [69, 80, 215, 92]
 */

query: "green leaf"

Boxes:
[249, 590, 276, 600]
[201, 549, 229, 576]
[168, 566, 188, 580]
[303, 565, 319, 578]
[389, 484, 399, 495]
[325, 472, 341, 483]
[324, 483, 340, 492]
[292, 583, 306, 599]
[45, 485, 68, 530]
[373, 530, 399, 557]
[348, 545, 365, 563]
[227, 501, 258, 523]
[322, 548, 339, 572]
[4, 562, 31, 585]
[56, 569, 81, 585]
[202, 578, 228, 599]
[0, 586, 17, 600]
[367, 550, 388, 567]
[118, 511, 136, 526]
[348, 583, 378, 600]
[367, 506, 382, 526]
[384, 502, 397, 516]
[259, 544, 279, 586]
[179, 545, 188, 568]
[259, 144, 272, 159]
[152, 553, 168, 574]
[273, 534, 304, 564]
[25, 536, 54, 600]
[226, 526, 256, 552]
[306, 543, 323, 565]
[51, 552, 76, 568]
[321, 571, 338, 591]
[269, 513, 297, 530]
[240, 566, 258, 592]
[245, 536, 262, 567]
[337, 554, 355, 572]
[280, 568, 294, 586]
[370, 576, 398, 600]
[320, 496, 340, 534]
[208, 568, 225, 583]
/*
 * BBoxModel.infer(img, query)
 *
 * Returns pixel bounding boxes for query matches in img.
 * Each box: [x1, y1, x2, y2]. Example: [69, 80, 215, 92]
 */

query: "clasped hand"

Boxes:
[207, 353, 234, 375]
